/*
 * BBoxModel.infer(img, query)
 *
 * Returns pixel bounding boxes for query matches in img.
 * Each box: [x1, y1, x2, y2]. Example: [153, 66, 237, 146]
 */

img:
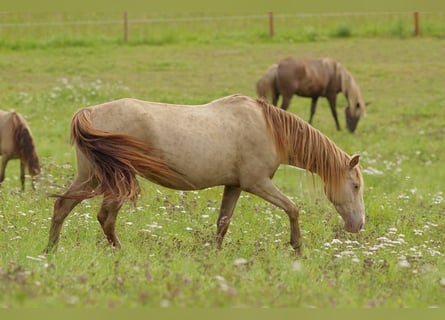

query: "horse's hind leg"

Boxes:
[216, 186, 241, 249]
[280, 94, 292, 111]
[46, 195, 83, 253]
[97, 194, 123, 248]
[272, 92, 280, 106]
[45, 176, 94, 253]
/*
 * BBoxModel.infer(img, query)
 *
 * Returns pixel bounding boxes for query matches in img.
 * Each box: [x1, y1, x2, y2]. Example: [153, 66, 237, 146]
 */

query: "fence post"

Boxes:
[414, 11, 420, 36]
[269, 12, 274, 38]
[123, 11, 128, 43]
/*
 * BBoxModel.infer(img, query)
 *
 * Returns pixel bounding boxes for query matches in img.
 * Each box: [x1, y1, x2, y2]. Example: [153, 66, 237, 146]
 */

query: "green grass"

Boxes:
[0, 13, 444, 308]
[0, 12, 444, 49]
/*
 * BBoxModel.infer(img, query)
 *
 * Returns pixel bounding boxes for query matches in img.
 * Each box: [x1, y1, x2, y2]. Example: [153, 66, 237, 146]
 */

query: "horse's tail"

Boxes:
[256, 64, 278, 103]
[68, 108, 192, 203]
[12, 112, 41, 176]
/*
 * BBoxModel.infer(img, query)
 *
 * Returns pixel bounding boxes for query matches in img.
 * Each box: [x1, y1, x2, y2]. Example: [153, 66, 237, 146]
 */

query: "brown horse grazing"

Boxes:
[45, 95, 365, 254]
[0, 110, 40, 190]
[257, 57, 367, 132]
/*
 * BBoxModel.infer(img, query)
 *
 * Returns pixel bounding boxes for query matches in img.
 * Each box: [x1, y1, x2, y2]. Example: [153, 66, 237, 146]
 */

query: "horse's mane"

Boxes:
[339, 64, 354, 98]
[11, 112, 40, 176]
[257, 99, 350, 190]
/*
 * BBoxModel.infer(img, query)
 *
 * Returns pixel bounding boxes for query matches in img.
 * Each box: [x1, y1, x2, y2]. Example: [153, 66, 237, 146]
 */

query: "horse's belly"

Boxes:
[144, 162, 239, 191]
[163, 147, 240, 189]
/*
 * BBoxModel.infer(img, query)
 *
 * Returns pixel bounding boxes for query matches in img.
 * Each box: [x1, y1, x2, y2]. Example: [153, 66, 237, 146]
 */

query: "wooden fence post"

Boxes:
[269, 12, 274, 38]
[123, 11, 128, 43]
[414, 11, 420, 36]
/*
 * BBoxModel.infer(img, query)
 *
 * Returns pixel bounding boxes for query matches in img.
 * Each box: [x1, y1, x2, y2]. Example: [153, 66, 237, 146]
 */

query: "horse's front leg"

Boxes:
[308, 97, 319, 124]
[0, 156, 9, 186]
[216, 186, 241, 249]
[31, 176, 37, 191]
[327, 96, 341, 131]
[20, 161, 25, 191]
[244, 179, 302, 255]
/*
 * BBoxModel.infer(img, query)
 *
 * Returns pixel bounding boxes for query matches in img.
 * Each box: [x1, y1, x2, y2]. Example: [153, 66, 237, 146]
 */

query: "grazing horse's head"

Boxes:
[345, 101, 366, 133]
[339, 66, 367, 133]
[324, 154, 365, 233]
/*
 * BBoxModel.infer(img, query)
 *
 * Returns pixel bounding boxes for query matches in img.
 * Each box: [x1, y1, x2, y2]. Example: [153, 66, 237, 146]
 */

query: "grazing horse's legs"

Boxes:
[46, 196, 83, 253]
[31, 176, 37, 191]
[244, 179, 302, 254]
[216, 186, 242, 248]
[20, 161, 25, 191]
[327, 96, 341, 131]
[272, 92, 280, 106]
[0, 156, 9, 186]
[97, 195, 124, 248]
[45, 175, 94, 253]
[308, 97, 319, 125]
[280, 94, 292, 111]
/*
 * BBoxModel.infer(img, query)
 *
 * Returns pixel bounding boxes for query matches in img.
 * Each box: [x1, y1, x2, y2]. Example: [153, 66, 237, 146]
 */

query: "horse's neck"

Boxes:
[340, 68, 361, 101]
[260, 101, 347, 182]
[339, 67, 349, 91]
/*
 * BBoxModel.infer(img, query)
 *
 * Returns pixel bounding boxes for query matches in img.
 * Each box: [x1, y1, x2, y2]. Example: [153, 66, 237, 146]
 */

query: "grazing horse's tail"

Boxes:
[256, 64, 278, 104]
[12, 112, 40, 176]
[68, 108, 192, 203]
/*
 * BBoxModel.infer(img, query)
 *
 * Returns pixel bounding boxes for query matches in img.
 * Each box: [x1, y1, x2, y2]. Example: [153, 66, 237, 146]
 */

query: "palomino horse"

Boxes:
[45, 95, 365, 254]
[0, 110, 40, 190]
[256, 57, 367, 132]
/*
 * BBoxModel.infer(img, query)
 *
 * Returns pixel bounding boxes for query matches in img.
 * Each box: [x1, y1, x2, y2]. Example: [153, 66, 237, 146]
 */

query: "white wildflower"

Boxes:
[291, 260, 303, 272]
[233, 258, 248, 266]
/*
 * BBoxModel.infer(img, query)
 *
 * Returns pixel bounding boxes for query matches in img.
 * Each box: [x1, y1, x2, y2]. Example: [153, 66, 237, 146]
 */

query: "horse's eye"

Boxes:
[353, 183, 360, 190]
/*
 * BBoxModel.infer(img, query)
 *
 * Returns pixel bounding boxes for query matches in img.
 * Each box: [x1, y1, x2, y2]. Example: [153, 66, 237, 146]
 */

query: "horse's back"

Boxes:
[87, 96, 265, 138]
[277, 57, 337, 97]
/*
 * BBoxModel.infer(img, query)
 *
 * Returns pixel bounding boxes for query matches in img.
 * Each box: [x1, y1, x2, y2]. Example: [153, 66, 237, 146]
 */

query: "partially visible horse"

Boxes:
[0, 110, 40, 190]
[256, 57, 367, 132]
[45, 95, 365, 254]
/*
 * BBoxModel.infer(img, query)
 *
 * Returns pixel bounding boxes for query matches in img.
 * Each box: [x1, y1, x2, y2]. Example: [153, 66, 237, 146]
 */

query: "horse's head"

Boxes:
[345, 102, 364, 133]
[324, 154, 365, 233]
[339, 66, 367, 133]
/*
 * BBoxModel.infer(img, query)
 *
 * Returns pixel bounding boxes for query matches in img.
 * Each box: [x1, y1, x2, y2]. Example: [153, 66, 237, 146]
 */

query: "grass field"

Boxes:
[0, 12, 444, 308]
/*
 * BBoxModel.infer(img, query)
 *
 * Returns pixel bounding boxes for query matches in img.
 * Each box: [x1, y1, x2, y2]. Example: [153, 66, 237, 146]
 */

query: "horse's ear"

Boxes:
[349, 154, 360, 169]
